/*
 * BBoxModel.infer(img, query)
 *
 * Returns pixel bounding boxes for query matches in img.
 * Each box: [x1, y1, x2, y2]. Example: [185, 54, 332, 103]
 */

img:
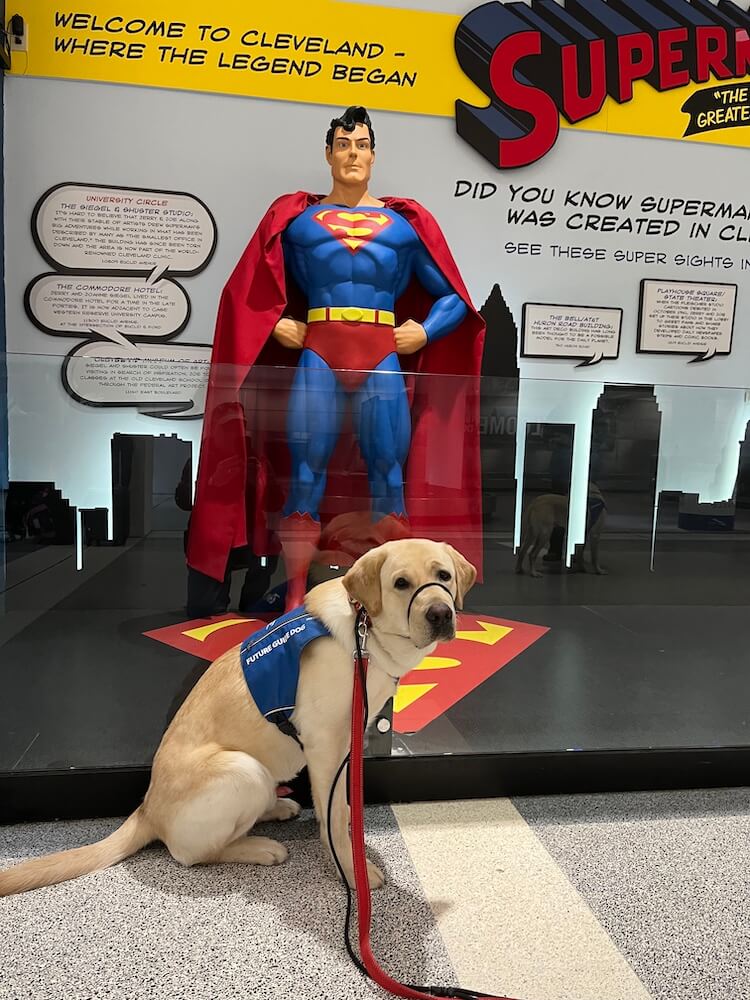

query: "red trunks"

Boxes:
[303, 321, 397, 391]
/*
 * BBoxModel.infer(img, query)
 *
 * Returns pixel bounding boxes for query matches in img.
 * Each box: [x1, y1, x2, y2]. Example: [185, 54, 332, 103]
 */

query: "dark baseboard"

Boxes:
[364, 747, 750, 802]
[2, 747, 749, 824]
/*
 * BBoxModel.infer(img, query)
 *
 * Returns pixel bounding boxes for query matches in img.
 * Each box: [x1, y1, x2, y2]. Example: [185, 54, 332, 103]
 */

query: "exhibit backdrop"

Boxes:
[5, 0, 750, 562]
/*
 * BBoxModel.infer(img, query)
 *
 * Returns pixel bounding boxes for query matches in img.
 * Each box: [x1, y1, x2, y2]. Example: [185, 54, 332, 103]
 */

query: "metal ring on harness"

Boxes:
[406, 581, 455, 623]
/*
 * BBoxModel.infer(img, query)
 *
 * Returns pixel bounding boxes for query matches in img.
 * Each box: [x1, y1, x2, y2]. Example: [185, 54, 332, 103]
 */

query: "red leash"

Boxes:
[346, 611, 518, 1000]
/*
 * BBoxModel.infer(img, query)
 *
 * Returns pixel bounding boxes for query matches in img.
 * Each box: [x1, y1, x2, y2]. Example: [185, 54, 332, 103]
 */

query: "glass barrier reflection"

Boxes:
[2, 354, 750, 769]
[515, 422, 574, 578]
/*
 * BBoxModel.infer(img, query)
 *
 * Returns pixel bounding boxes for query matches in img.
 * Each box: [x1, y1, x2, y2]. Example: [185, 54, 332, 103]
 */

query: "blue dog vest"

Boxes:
[240, 608, 331, 743]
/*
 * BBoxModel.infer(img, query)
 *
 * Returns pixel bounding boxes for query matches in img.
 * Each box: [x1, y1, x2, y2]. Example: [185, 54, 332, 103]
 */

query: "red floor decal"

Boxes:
[145, 615, 266, 663]
[392, 615, 548, 732]
[145, 612, 549, 733]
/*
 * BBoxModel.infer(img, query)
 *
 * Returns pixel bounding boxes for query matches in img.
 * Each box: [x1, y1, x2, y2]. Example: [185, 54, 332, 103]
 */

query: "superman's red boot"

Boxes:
[278, 512, 322, 612]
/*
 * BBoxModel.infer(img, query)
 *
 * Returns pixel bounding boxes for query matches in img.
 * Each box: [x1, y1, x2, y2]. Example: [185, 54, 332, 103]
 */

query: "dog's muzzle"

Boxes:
[407, 582, 456, 639]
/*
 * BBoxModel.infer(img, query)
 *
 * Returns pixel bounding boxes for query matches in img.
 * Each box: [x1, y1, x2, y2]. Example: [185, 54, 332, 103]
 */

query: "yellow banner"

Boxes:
[10, 0, 484, 117]
[574, 78, 750, 150]
[10, 1, 750, 156]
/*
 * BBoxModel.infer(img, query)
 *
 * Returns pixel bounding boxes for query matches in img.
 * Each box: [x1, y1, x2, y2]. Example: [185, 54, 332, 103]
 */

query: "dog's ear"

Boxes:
[343, 547, 387, 617]
[444, 544, 477, 610]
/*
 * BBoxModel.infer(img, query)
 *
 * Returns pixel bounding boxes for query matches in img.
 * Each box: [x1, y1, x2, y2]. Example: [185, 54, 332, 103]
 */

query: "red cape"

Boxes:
[187, 191, 485, 581]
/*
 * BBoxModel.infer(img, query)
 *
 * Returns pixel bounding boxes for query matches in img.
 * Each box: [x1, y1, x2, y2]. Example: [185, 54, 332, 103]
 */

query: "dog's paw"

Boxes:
[595, 567, 608, 576]
[530, 570, 542, 579]
[341, 859, 386, 890]
[251, 837, 289, 865]
[264, 797, 302, 822]
[367, 860, 385, 889]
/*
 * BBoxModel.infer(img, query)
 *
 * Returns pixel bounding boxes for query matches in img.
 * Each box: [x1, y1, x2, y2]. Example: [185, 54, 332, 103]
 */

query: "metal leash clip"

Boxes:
[349, 598, 370, 659]
[356, 613, 369, 656]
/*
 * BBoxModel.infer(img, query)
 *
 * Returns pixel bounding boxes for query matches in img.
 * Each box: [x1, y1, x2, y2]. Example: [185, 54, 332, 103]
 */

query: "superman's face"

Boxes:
[326, 123, 374, 187]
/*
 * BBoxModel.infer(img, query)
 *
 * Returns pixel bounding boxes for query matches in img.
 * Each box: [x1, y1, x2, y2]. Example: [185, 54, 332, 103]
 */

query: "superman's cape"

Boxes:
[187, 191, 485, 581]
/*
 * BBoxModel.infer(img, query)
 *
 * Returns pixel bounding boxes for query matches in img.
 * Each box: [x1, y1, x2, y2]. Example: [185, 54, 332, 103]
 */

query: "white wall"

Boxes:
[5, 56, 750, 555]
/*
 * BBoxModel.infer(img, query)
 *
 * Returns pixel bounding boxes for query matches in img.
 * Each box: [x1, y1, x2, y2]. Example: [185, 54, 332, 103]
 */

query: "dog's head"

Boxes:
[342, 538, 477, 649]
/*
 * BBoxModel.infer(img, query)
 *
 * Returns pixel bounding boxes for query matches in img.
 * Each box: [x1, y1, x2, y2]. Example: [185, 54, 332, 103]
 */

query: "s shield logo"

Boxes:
[314, 208, 393, 251]
[145, 612, 548, 734]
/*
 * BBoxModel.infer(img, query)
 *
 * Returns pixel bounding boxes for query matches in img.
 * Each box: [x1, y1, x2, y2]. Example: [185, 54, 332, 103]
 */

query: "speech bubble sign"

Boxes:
[637, 279, 736, 363]
[32, 182, 217, 278]
[521, 302, 622, 367]
[63, 341, 212, 418]
[25, 274, 191, 348]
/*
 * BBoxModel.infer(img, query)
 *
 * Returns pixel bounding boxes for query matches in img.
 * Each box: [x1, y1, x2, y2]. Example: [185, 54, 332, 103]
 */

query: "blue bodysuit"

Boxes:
[281, 204, 467, 521]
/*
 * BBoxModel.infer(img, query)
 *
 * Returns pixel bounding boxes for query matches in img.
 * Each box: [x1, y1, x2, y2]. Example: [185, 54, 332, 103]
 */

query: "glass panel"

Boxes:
[516, 422, 574, 578]
[2, 354, 750, 771]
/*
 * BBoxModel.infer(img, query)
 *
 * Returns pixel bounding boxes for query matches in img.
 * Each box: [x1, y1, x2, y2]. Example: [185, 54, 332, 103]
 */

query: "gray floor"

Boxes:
[0, 806, 454, 1000]
[2, 789, 749, 1000]
[514, 788, 750, 1000]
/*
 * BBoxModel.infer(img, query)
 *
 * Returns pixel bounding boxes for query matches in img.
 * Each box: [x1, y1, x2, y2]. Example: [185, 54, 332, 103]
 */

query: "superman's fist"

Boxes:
[394, 320, 427, 355]
[272, 318, 307, 349]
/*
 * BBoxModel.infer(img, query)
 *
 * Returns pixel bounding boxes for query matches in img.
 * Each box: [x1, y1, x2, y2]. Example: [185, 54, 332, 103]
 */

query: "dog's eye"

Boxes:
[437, 570, 452, 582]
[394, 577, 410, 590]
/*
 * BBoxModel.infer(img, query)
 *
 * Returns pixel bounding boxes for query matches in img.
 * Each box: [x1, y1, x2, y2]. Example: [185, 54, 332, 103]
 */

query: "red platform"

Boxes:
[145, 612, 548, 733]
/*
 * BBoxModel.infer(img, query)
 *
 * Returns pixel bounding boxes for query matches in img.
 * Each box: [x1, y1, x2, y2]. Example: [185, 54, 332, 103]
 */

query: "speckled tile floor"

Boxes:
[2, 790, 749, 1000]
[0, 807, 453, 1000]
[512, 788, 750, 1000]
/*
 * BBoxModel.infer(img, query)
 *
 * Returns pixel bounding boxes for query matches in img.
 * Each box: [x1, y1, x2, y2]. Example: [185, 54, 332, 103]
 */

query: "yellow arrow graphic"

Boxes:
[394, 683, 436, 713]
[182, 618, 254, 642]
[455, 621, 513, 645]
[414, 656, 461, 671]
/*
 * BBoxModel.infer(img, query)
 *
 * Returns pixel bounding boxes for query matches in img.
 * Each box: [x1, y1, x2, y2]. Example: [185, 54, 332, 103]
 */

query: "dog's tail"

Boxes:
[0, 807, 154, 897]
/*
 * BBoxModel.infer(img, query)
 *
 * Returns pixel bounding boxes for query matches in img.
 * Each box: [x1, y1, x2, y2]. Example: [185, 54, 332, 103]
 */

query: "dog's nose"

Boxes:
[426, 603, 453, 630]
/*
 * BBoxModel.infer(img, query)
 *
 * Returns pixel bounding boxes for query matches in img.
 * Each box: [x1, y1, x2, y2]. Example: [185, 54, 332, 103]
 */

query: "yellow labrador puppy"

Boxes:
[0, 538, 476, 897]
[515, 483, 607, 578]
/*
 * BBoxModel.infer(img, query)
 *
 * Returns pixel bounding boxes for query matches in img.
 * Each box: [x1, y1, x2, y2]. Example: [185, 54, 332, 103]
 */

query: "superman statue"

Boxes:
[187, 106, 486, 614]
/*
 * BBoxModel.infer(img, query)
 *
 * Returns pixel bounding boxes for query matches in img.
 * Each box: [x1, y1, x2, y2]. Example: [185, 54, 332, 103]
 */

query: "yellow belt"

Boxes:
[307, 306, 395, 326]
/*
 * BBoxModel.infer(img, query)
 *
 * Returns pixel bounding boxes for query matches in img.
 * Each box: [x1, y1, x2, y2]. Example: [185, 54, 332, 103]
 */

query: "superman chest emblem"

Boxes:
[313, 208, 393, 252]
